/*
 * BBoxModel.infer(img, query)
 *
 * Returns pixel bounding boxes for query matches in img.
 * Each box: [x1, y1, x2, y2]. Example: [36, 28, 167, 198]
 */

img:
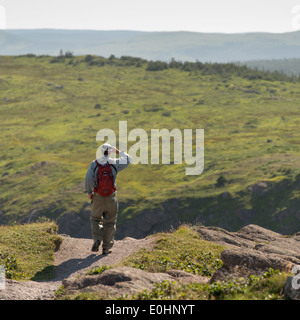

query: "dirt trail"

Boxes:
[0, 235, 154, 300]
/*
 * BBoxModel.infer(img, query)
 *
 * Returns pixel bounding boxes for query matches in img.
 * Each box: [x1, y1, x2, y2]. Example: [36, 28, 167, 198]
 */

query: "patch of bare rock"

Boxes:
[195, 224, 300, 299]
[62, 266, 209, 298]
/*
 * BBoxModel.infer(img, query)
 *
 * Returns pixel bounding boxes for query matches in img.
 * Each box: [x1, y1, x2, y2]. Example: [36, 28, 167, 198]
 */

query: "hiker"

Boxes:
[85, 143, 132, 254]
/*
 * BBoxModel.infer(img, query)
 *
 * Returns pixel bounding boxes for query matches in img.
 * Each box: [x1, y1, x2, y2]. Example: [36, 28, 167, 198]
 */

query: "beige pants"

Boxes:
[90, 193, 118, 250]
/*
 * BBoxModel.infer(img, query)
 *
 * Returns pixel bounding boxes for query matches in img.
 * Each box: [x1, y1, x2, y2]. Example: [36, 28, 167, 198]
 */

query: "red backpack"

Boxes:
[94, 161, 116, 196]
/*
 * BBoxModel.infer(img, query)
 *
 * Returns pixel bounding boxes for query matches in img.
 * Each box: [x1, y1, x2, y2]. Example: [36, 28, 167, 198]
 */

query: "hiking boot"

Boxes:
[91, 240, 101, 252]
[102, 248, 112, 255]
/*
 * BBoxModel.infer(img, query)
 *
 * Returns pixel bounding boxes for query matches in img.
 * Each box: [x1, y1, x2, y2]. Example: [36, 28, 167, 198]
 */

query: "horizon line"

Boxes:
[2, 28, 300, 35]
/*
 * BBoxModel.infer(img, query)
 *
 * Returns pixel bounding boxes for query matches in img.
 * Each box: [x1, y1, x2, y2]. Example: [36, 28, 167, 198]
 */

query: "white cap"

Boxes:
[100, 143, 112, 157]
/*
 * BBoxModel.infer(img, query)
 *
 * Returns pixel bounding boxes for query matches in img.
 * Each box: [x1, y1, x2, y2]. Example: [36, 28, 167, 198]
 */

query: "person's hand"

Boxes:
[111, 146, 120, 154]
[88, 193, 93, 200]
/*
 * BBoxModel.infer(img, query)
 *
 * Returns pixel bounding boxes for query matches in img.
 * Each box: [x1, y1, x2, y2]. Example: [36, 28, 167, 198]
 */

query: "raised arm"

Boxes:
[111, 146, 132, 172]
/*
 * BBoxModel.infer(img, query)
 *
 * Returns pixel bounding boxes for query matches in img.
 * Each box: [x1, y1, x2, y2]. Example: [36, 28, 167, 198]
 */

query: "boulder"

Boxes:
[195, 224, 300, 288]
[63, 266, 173, 298]
[248, 182, 269, 196]
[221, 248, 292, 276]
[62, 266, 209, 298]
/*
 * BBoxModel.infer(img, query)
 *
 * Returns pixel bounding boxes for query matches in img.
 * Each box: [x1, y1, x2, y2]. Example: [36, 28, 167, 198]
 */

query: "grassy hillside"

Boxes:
[0, 221, 62, 280]
[0, 55, 300, 235]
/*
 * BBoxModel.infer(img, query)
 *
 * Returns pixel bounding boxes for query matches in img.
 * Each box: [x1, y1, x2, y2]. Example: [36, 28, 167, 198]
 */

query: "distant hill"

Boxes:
[2, 29, 300, 62]
[241, 58, 300, 76]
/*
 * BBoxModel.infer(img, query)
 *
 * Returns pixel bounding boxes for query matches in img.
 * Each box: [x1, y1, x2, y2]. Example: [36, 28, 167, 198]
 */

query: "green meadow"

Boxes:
[0, 55, 299, 233]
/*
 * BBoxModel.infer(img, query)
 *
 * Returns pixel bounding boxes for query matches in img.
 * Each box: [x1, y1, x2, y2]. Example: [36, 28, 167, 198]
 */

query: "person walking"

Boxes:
[85, 143, 132, 254]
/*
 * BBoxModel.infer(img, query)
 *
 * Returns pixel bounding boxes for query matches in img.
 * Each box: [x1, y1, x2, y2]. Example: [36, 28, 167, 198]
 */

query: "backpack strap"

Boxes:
[110, 164, 117, 174]
[94, 160, 117, 175]
[94, 160, 100, 174]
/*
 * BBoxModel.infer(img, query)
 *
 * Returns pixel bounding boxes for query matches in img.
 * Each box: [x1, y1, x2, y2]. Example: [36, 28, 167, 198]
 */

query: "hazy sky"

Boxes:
[1, 0, 300, 33]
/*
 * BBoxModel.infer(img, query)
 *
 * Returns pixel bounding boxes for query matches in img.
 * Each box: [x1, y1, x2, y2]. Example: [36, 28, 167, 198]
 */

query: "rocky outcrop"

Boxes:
[194, 224, 300, 288]
[62, 266, 209, 298]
